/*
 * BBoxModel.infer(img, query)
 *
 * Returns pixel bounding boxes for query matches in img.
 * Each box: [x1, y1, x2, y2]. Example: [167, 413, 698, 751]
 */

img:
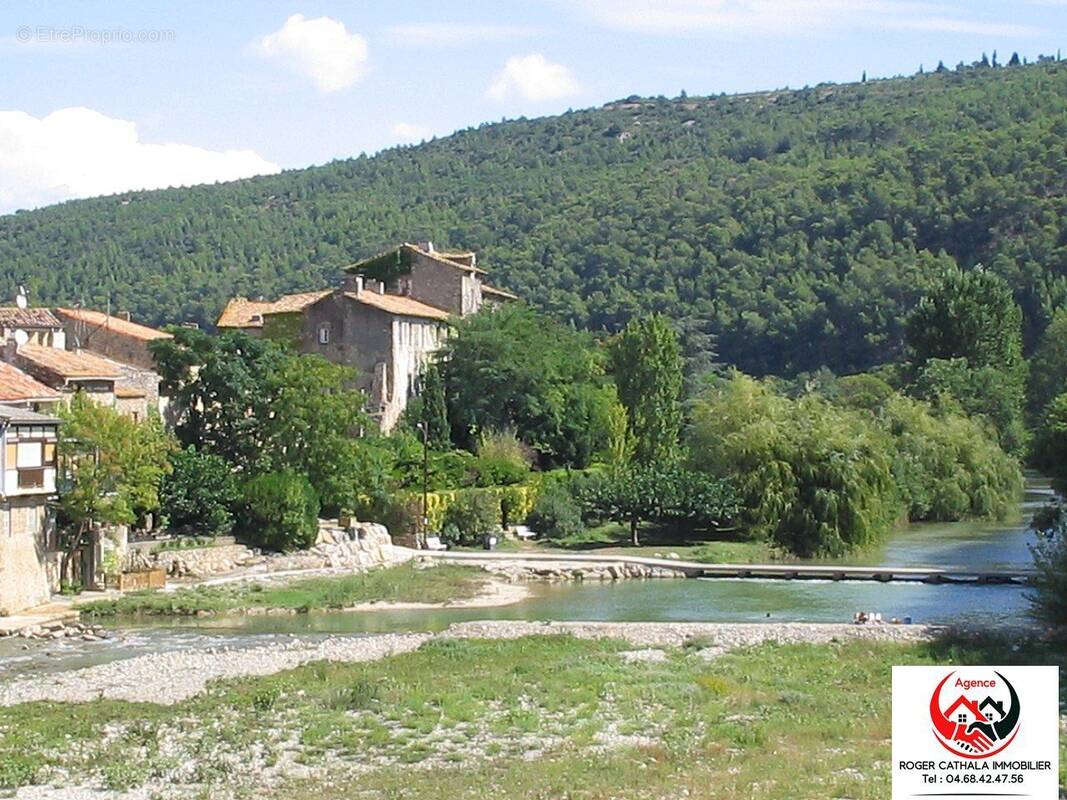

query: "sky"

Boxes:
[0, 0, 1064, 214]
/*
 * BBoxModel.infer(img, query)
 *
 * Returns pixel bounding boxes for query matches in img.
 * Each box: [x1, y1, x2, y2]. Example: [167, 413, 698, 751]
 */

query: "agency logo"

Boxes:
[929, 670, 1020, 759]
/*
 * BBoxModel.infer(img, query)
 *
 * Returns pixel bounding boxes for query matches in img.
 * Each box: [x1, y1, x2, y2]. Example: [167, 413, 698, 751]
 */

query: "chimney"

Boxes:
[2, 337, 18, 363]
[117, 311, 131, 322]
[356, 275, 364, 293]
[377, 281, 385, 294]
[417, 240, 434, 253]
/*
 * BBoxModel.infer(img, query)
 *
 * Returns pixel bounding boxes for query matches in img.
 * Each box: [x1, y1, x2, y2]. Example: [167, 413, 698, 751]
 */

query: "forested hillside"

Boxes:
[2, 59, 1065, 376]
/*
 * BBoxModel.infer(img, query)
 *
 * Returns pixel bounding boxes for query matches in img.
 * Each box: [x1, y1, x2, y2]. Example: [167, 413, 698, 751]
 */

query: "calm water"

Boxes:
[0, 478, 1052, 677]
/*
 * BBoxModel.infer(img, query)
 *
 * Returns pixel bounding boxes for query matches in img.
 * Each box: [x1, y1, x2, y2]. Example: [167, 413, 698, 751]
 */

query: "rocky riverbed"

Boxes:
[0, 621, 936, 707]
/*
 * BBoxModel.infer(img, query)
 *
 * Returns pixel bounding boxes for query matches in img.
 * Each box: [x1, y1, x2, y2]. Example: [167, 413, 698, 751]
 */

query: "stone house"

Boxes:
[217, 242, 516, 430]
[53, 307, 172, 372]
[0, 308, 65, 349]
[11, 344, 122, 409]
[0, 404, 61, 615]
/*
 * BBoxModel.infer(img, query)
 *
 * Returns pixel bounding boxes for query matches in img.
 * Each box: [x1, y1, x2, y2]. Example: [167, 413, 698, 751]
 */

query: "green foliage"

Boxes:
[609, 315, 684, 464]
[472, 429, 532, 486]
[441, 492, 502, 546]
[153, 330, 379, 512]
[160, 446, 240, 537]
[6, 64, 1067, 379]
[526, 484, 584, 541]
[879, 394, 1020, 521]
[1032, 393, 1067, 494]
[835, 373, 896, 411]
[1027, 307, 1067, 421]
[910, 358, 1028, 455]
[419, 362, 451, 450]
[440, 304, 613, 467]
[1028, 503, 1067, 626]
[580, 463, 740, 546]
[689, 374, 900, 556]
[58, 393, 175, 531]
[906, 267, 1025, 378]
[905, 268, 1027, 454]
[240, 471, 319, 552]
[690, 373, 1020, 556]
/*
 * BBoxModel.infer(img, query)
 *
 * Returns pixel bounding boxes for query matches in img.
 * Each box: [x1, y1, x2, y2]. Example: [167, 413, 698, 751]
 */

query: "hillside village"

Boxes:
[0, 242, 515, 616]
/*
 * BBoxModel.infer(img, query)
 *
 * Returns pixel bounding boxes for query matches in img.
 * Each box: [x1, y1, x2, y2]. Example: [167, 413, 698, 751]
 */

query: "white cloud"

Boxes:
[391, 122, 431, 143]
[255, 14, 368, 92]
[487, 54, 581, 102]
[0, 107, 279, 213]
[386, 23, 542, 47]
[567, 0, 1036, 38]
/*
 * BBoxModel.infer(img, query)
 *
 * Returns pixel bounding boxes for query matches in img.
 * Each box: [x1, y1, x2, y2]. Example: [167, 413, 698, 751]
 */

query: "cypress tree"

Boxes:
[609, 315, 684, 465]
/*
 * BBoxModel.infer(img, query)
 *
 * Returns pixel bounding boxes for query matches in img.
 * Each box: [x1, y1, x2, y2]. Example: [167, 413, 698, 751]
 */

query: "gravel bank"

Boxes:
[443, 620, 941, 651]
[0, 621, 937, 708]
[0, 633, 430, 706]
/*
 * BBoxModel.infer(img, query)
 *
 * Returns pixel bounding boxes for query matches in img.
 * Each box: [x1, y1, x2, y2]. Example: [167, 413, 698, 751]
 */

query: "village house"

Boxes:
[0, 307, 65, 349]
[217, 242, 517, 430]
[0, 404, 61, 615]
[0, 301, 172, 422]
[0, 361, 61, 412]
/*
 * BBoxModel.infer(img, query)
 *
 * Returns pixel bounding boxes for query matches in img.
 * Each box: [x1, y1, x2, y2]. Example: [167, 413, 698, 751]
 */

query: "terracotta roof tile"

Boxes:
[0, 307, 62, 329]
[54, 308, 172, 342]
[0, 361, 61, 402]
[216, 291, 331, 328]
[17, 345, 121, 381]
[343, 291, 450, 321]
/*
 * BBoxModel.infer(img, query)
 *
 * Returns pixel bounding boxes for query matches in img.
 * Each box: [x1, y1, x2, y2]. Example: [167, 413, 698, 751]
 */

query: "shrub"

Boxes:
[1029, 504, 1067, 626]
[472, 429, 532, 486]
[240, 471, 319, 552]
[441, 491, 501, 545]
[160, 446, 239, 536]
[527, 484, 584, 541]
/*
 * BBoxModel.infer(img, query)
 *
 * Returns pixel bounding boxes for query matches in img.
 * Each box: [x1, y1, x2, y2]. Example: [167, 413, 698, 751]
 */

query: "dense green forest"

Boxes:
[2, 58, 1065, 376]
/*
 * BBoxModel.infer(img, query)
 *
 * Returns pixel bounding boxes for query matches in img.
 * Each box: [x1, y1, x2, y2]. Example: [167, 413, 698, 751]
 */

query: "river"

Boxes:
[0, 478, 1052, 679]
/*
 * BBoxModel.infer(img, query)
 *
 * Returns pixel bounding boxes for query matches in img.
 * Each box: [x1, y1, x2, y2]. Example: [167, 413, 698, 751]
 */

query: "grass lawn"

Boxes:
[0, 632, 1062, 798]
[533, 521, 782, 563]
[79, 563, 488, 618]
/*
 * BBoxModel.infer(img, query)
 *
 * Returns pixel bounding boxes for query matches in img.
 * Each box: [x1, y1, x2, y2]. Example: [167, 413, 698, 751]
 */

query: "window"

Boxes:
[318, 324, 331, 345]
[43, 443, 56, 467]
[17, 468, 45, 490]
[17, 441, 42, 468]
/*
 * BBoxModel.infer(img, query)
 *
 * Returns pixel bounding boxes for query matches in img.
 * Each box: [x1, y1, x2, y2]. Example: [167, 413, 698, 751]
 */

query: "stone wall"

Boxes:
[0, 496, 51, 615]
[131, 521, 409, 580]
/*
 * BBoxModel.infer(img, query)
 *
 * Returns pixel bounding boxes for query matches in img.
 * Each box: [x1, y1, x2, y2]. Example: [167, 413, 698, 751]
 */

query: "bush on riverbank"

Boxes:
[240, 471, 319, 552]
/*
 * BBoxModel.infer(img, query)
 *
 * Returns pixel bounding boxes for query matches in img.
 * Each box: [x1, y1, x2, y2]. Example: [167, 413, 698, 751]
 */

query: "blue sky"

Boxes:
[0, 0, 1063, 213]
